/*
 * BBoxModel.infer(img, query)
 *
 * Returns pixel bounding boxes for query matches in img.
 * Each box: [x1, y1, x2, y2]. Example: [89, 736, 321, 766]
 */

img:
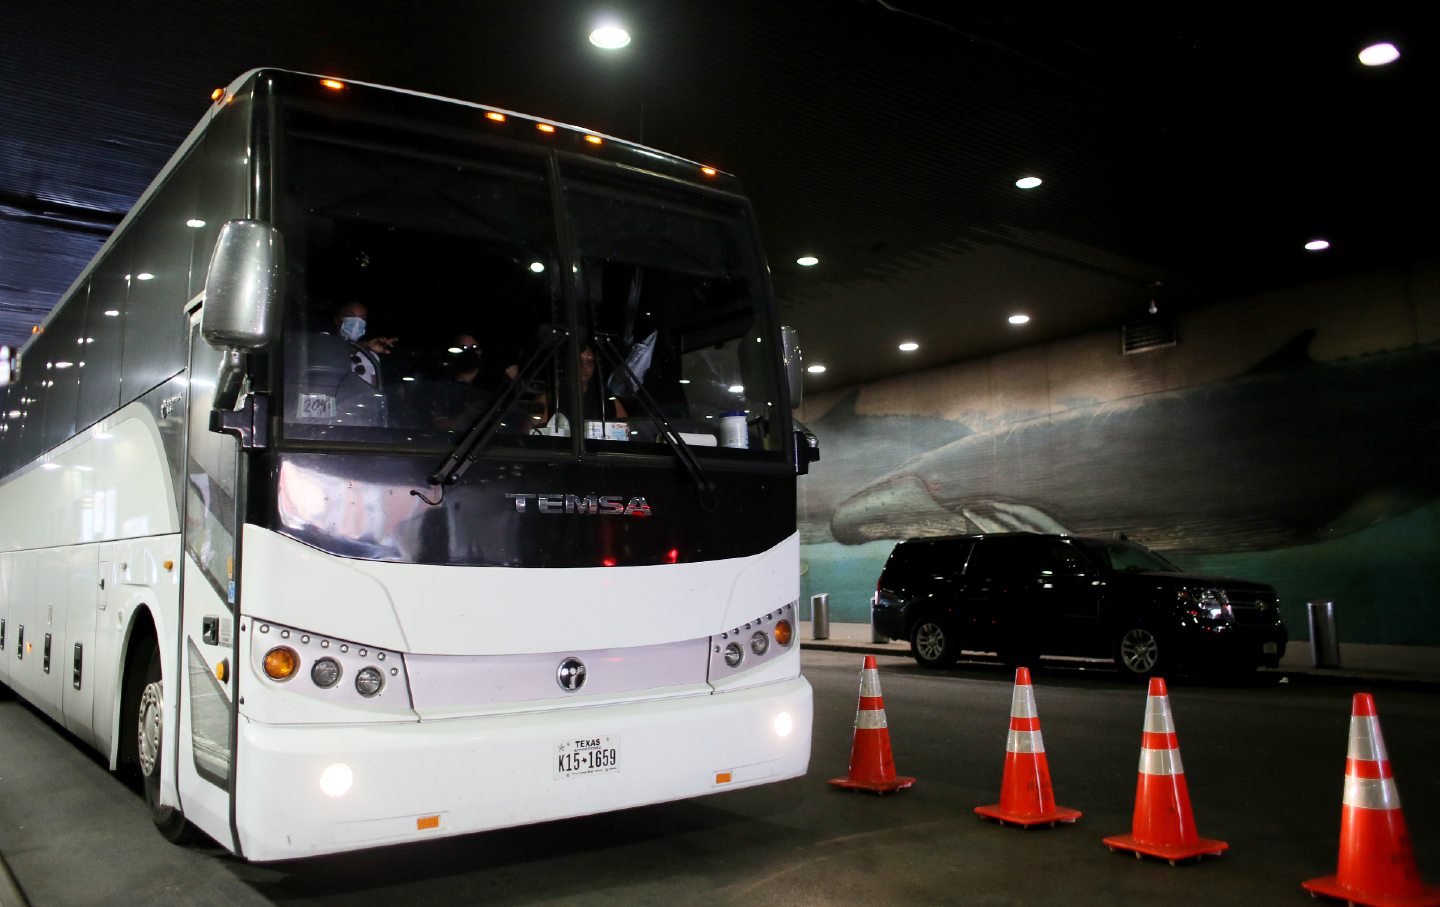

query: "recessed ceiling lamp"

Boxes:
[898, 342, 919, 352]
[807, 364, 827, 374]
[1008, 314, 1030, 325]
[797, 256, 819, 267]
[1305, 239, 1331, 251]
[1358, 43, 1400, 66]
[589, 24, 631, 49]
[1015, 176, 1043, 189]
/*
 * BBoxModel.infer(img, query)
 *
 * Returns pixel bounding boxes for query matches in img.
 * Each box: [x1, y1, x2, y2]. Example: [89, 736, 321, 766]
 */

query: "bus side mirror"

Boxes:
[202, 220, 283, 413]
[202, 219, 284, 350]
[781, 325, 803, 409]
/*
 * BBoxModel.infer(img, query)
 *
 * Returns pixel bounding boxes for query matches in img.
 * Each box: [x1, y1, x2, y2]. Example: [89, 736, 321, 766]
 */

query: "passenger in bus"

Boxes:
[334, 301, 398, 388]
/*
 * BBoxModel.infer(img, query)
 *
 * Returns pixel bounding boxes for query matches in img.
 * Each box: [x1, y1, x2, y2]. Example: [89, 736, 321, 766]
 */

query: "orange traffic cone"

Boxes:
[828, 655, 915, 794]
[975, 666, 1081, 827]
[1302, 692, 1440, 907]
[1103, 677, 1228, 863]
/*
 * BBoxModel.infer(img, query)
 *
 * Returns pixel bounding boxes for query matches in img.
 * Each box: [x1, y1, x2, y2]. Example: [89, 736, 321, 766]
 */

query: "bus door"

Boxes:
[59, 545, 100, 747]
[176, 307, 241, 848]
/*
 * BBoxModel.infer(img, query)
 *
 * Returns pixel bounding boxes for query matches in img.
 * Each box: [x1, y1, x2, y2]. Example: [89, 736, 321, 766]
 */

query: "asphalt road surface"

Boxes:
[3, 651, 1438, 906]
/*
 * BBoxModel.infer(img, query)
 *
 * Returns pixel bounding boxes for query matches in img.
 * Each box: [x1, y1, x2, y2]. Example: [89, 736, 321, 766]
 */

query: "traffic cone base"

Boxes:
[975, 667, 1080, 827]
[828, 774, 916, 794]
[1102, 832, 1228, 863]
[975, 803, 1081, 827]
[828, 656, 916, 795]
[1301, 875, 1440, 907]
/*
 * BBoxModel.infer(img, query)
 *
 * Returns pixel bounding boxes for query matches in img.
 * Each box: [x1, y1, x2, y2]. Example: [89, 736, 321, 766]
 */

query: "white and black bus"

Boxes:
[0, 69, 817, 861]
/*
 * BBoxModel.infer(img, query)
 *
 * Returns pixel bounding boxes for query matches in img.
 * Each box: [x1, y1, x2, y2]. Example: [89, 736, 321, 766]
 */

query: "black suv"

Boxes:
[871, 533, 1287, 676]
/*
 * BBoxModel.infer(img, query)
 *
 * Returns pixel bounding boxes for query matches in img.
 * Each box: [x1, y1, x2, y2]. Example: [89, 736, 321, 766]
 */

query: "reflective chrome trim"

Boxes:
[856, 709, 888, 730]
[1138, 746, 1184, 776]
[1344, 775, 1401, 811]
[1007, 728, 1045, 754]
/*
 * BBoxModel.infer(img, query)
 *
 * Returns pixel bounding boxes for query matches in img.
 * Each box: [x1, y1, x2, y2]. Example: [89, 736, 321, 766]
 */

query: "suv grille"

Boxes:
[1226, 591, 1279, 627]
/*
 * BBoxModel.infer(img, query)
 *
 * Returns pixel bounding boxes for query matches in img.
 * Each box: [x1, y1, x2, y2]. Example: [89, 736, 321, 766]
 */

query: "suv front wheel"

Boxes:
[911, 620, 956, 668]
[1115, 626, 1163, 678]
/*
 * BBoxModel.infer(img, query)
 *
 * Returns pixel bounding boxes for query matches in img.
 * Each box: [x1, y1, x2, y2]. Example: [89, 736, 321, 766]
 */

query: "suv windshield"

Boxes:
[275, 111, 783, 460]
[1076, 538, 1179, 573]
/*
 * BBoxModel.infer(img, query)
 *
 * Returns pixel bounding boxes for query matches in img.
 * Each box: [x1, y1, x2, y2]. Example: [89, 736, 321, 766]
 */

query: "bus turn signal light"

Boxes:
[774, 620, 793, 648]
[263, 646, 299, 680]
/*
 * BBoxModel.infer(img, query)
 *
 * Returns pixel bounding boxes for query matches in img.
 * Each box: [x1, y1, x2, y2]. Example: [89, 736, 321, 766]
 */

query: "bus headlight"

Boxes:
[355, 666, 385, 697]
[263, 647, 299, 681]
[311, 657, 341, 688]
[723, 642, 744, 667]
[750, 630, 770, 656]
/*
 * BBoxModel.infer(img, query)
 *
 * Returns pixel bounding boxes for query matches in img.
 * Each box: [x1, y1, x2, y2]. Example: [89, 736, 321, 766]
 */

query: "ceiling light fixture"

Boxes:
[797, 256, 819, 267]
[1008, 314, 1030, 325]
[1305, 239, 1331, 251]
[898, 342, 919, 352]
[590, 24, 631, 49]
[1358, 43, 1400, 66]
[807, 364, 827, 374]
[1015, 176, 1043, 189]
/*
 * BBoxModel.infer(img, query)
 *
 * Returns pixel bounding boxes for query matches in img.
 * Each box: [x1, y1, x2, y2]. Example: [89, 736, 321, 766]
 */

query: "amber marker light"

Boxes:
[319, 78, 346, 91]
[210, 88, 224, 102]
[700, 166, 718, 177]
[774, 619, 793, 648]
[485, 111, 506, 122]
[263, 646, 299, 681]
[536, 123, 557, 134]
[584, 134, 603, 145]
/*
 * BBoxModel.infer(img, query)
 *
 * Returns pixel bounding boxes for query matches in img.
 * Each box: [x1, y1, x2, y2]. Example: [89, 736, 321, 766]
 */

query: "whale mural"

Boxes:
[826, 333, 1440, 555]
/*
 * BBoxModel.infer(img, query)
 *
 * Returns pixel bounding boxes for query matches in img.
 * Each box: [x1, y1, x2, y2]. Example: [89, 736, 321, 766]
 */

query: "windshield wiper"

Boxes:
[422, 326, 567, 492]
[593, 334, 718, 509]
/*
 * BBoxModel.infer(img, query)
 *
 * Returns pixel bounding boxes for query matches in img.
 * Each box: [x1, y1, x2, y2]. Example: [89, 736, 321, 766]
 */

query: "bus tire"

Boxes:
[133, 646, 195, 844]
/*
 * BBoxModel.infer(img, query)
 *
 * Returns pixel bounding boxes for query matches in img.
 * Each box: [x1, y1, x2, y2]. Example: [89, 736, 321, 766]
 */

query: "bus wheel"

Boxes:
[135, 647, 194, 843]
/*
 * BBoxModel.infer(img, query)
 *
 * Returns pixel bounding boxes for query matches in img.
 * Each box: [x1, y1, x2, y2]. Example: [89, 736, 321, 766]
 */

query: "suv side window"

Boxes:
[965, 537, 1028, 576]
[1033, 540, 1092, 576]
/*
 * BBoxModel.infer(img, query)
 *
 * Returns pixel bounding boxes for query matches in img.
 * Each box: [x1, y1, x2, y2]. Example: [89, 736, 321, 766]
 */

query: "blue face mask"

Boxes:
[339, 316, 366, 342]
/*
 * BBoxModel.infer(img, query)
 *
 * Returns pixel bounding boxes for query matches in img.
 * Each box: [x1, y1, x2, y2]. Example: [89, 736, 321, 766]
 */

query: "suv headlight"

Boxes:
[1178, 588, 1232, 623]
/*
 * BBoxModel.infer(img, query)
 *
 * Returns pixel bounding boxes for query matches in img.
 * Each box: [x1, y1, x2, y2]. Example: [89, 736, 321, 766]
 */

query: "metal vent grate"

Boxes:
[1121, 316, 1178, 354]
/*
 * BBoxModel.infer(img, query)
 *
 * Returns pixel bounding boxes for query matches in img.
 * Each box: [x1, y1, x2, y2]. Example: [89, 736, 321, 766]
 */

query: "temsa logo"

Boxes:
[505, 493, 652, 517]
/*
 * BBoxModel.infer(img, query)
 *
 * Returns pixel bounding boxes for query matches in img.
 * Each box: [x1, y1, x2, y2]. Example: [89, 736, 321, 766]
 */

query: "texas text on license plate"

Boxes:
[555, 735, 620, 778]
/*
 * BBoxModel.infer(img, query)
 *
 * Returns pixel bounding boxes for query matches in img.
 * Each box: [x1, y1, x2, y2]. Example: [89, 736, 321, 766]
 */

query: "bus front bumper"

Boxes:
[233, 675, 813, 861]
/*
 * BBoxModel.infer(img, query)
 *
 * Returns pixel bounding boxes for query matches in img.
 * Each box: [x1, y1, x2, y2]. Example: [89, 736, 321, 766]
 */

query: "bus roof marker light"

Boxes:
[1016, 176, 1043, 189]
[536, 123, 557, 134]
[590, 24, 632, 49]
[701, 166, 718, 177]
[210, 88, 225, 102]
[485, 111, 506, 122]
[1359, 43, 1400, 66]
[319, 78, 346, 91]
[585, 134, 603, 145]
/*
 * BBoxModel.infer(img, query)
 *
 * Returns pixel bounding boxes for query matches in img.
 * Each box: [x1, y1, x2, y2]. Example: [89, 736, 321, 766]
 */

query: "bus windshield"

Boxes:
[277, 116, 784, 459]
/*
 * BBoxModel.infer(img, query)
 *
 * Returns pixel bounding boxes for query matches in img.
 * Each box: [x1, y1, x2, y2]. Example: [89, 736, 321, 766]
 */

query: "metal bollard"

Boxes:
[810, 593, 830, 640]
[1306, 600, 1341, 668]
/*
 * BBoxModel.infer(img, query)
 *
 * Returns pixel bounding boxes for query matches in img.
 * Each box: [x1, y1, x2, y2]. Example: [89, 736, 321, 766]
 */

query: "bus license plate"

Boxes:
[555, 736, 620, 778]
